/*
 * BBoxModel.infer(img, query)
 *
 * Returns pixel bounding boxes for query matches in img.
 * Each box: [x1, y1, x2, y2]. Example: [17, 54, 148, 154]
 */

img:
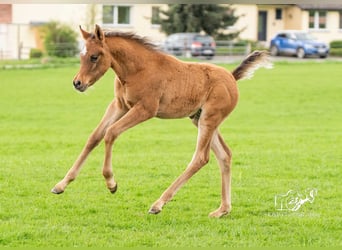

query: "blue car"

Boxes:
[270, 31, 329, 58]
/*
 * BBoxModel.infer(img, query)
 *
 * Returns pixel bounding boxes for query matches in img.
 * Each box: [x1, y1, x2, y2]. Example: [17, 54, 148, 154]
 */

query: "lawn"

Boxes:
[0, 60, 341, 247]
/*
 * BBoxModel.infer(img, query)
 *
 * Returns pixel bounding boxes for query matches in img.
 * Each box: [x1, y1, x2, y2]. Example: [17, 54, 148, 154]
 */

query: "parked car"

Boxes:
[270, 30, 329, 58]
[163, 33, 216, 59]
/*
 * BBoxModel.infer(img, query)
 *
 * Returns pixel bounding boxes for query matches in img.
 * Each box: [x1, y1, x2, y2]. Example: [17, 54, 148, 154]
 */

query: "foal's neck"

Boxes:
[106, 37, 154, 81]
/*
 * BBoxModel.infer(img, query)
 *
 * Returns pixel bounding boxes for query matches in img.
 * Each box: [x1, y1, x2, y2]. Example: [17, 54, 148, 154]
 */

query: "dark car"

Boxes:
[270, 30, 329, 58]
[163, 33, 216, 59]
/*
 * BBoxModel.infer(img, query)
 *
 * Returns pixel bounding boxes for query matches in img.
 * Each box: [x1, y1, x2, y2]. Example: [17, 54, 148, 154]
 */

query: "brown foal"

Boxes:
[51, 25, 272, 217]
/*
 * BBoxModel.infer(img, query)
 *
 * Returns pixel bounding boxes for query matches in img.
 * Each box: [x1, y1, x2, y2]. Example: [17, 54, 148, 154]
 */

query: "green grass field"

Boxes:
[0, 60, 341, 247]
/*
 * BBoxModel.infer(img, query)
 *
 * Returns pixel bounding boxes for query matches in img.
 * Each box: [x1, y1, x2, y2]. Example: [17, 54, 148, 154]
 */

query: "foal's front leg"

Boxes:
[51, 100, 126, 194]
[102, 103, 155, 193]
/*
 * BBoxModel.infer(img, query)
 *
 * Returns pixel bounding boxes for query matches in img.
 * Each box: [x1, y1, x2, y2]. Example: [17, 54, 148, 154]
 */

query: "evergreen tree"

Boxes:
[160, 4, 240, 39]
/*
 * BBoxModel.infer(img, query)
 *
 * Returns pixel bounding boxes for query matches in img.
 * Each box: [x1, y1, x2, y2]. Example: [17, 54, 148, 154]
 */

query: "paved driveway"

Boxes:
[207, 55, 342, 64]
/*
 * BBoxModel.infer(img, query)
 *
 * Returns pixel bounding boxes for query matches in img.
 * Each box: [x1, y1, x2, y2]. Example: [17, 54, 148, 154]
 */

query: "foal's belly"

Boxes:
[156, 97, 202, 119]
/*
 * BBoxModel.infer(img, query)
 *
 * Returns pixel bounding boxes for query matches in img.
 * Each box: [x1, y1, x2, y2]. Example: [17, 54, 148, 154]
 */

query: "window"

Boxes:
[309, 10, 326, 29]
[275, 8, 282, 20]
[103, 6, 114, 24]
[339, 11, 342, 29]
[151, 6, 161, 25]
[103, 5, 131, 25]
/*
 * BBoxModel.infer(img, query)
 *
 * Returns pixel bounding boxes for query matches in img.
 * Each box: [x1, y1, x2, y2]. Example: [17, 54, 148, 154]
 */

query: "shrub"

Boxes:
[329, 48, 342, 56]
[330, 40, 342, 48]
[29, 48, 43, 58]
[41, 21, 78, 58]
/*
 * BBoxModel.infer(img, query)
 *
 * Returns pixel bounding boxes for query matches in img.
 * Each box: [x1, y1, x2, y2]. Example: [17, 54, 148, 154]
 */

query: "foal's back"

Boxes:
[151, 54, 238, 119]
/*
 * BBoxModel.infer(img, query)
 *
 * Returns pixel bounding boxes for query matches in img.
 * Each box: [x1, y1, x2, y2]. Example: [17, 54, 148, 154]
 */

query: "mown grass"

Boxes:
[0, 57, 79, 69]
[0, 60, 341, 247]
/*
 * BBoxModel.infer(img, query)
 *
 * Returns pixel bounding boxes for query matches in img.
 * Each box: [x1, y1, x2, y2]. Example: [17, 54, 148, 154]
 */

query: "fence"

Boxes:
[161, 40, 251, 58]
[215, 40, 251, 56]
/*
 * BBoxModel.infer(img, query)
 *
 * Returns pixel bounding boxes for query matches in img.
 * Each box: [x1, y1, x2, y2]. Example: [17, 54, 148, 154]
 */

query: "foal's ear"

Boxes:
[79, 25, 91, 40]
[94, 24, 105, 41]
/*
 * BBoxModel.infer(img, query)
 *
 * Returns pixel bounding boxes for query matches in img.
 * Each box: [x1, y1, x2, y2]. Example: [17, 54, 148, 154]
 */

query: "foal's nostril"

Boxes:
[73, 80, 81, 88]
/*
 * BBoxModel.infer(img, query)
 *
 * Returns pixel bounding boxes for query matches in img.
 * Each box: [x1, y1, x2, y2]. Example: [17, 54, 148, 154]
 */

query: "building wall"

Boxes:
[11, 4, 166, 50]
[270, 6, 286, 32]
[100, 4, 166, 42]
[0, 4, 12, 23]
[7, 4, 166, 59]
[0, 5, 13, 58]
[305, 11, 342, 44]
[237, 4, 342, 45]
[231, 4, 258, 41]
[12, 4, 88, 26]
[9, 4, 89, 59]
[133, 4, 166, 42]
[327, 11, 340, 30]
[284, 6, 303, 30]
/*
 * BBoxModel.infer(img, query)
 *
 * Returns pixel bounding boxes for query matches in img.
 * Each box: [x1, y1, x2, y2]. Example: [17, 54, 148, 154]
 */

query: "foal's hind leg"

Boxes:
[51, 99, 126, 194]
[209, 131, 232, 218]
[191, 119, 232, 218]
[149, 121, 214, 214]
[148, 105, 227, 214]
[149, 82, 236, 215]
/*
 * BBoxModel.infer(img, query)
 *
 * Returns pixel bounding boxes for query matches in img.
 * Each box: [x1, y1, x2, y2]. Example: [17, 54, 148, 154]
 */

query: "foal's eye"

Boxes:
[90, 55, 98, 63]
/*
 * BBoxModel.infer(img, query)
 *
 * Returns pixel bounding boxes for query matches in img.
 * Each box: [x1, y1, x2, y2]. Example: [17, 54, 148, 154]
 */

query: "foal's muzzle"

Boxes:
[73, 80, 87, 92]
[73, 80, 81, 88]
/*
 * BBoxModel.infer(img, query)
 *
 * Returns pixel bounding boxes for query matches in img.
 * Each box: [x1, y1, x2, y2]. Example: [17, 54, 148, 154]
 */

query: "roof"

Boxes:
[297, 4, 342, 11]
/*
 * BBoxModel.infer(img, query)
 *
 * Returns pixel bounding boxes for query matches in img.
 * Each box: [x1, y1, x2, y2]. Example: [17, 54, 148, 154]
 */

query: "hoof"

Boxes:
[51, 187, 64, 195]
[209, 211, 229, 218]
[109, 184, 118, 194]
[148, 207, 161, 215]
[209, 209, 230, 218]
[209, 205, 231, 218]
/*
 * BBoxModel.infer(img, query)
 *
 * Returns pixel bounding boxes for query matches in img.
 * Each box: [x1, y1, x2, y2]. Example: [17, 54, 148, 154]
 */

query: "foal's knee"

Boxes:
[86, 134, 102, 150]
[201, 154, 210, 166]
[104, 130, 118, 145]
[195, 154, 210, 168]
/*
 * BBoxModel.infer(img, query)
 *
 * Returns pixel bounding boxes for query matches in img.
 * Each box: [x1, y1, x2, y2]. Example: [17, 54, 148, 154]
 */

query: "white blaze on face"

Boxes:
[80, 45, 87, 56]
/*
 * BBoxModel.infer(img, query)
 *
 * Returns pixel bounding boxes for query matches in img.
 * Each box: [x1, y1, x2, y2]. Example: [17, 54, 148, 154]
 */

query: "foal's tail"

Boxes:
[232, 50, 273, 81]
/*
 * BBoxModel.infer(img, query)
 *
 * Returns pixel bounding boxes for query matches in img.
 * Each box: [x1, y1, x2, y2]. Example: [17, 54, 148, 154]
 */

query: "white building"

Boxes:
[0, 4, 167, 59]
[1, 4, 342, 59]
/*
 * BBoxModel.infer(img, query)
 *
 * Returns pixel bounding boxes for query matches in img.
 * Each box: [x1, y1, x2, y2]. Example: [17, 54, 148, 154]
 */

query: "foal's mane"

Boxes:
[102, 30, 159, 51]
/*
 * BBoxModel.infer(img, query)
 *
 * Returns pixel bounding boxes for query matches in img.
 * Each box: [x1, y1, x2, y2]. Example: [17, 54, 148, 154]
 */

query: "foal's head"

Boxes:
[73, 25, 112, 92]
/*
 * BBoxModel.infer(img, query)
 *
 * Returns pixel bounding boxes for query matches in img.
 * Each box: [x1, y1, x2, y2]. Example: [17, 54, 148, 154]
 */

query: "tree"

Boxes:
[159, 4, 240, 39]
[40, 21, 78, 57]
